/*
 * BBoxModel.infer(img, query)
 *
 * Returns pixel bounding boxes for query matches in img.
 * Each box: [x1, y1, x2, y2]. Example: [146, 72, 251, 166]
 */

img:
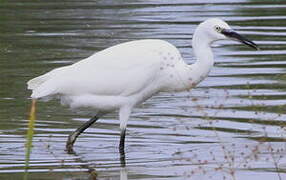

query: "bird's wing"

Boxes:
[30, 40, 179, 98]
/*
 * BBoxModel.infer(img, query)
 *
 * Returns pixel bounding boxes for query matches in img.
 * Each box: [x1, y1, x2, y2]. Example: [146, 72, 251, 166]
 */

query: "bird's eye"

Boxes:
[214, 26, 222, 32]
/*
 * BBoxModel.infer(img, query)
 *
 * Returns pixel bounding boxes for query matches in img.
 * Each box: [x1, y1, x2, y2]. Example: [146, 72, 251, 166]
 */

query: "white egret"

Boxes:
[27, 18, 258, 154]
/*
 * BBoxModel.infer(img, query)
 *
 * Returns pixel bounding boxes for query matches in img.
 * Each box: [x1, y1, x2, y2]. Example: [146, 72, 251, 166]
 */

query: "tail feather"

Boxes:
[27, 74, 50, 90]
[30, 81, 57, 99]
[27, 66, 69, 99]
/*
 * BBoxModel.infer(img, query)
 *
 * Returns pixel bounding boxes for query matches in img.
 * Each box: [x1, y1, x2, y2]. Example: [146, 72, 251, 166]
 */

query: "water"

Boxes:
[1, 0, 286, 179]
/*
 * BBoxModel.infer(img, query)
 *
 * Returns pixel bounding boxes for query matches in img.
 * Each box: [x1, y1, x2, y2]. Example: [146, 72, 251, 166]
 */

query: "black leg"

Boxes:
[66, 116, 99, 153]
[120, 154, 126, 167]
[119, 129, 126, 167]
[119, 129, 126, 155]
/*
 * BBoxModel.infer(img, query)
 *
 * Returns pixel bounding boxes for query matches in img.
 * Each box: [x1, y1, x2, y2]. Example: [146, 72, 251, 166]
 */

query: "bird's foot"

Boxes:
[66, 142, 75, 154]
[66, 135, 76, 154]
[65, 132, 78, 154]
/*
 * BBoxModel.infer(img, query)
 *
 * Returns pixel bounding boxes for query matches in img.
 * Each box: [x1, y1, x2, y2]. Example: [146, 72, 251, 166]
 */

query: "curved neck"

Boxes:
[164, 27, 215, 92]
[191, 29, 214, 80]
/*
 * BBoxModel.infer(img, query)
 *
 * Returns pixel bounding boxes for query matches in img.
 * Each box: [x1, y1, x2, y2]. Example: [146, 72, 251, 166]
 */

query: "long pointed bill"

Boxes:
[221, 29, 259, 50]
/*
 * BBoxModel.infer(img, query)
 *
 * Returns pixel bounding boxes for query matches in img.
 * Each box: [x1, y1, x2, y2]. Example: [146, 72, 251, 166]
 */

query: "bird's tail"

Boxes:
[27, 66, 68, 99]
[27, 74, 50, 90]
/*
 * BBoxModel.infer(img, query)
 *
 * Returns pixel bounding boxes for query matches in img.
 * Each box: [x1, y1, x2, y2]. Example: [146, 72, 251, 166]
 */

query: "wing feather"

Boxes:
[28, 40, 176, 99]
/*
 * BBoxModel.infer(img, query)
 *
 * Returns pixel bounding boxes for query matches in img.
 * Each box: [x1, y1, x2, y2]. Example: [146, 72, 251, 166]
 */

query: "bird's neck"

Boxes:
[191, 32, 214, 82]
[172, 30, 214, 92]
[163, 29, 215, 92]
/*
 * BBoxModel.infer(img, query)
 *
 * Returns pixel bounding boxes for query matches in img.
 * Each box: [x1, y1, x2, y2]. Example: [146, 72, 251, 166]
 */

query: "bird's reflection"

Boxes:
[68, 149, 128, 180]
[120, 166, 128, 180]
[119, 153, 128, 180]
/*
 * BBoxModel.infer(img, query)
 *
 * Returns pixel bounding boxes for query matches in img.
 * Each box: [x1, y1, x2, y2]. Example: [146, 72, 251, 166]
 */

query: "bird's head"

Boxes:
[196, 18, 259, 50]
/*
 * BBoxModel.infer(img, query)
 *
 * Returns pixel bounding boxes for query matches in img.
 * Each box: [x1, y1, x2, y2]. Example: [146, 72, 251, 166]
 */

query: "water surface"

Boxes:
[1, 0, 286, 179]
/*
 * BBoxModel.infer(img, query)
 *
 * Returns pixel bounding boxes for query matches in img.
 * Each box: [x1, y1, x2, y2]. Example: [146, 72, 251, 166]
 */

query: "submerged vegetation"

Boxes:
[1, 0, 286, 179]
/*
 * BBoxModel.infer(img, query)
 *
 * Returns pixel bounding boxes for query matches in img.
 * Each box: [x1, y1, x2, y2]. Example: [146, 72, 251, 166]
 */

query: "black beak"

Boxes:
[221, 29, 259, 50]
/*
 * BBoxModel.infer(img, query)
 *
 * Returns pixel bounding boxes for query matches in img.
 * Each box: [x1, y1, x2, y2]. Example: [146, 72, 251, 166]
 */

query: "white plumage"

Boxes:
[27, 18, 257, 153]
[28, 39, 199, 112]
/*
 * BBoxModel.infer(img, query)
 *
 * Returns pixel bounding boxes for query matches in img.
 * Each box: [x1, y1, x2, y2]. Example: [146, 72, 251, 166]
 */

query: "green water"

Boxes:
[1, 0, 286, 179]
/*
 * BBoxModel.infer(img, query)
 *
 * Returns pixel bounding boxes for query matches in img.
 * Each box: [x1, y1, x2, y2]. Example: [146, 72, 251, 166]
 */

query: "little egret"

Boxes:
[27, 18, 258, 154]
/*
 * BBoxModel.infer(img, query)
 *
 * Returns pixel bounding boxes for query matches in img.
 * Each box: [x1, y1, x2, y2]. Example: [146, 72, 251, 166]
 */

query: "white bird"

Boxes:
[27, 18, 258, 154]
